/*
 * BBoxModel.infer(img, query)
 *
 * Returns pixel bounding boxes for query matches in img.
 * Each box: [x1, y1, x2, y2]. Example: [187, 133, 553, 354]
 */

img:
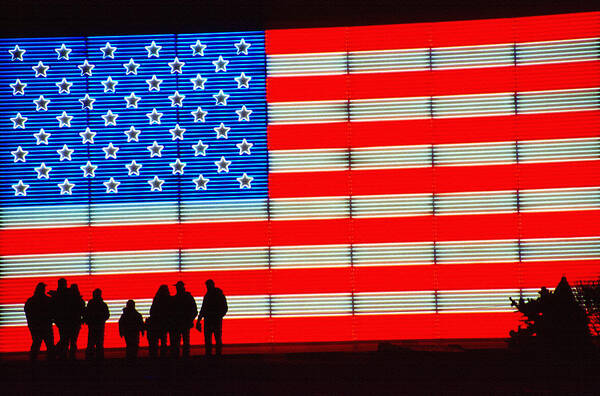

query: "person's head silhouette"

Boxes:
[93, 288, 102, 299]
[57, 277, 67, 290]
[174, 281, 185, 294]
[126, 299, 135, 310]
[205, 279, 215, 291]
[34, 282, 46, 296]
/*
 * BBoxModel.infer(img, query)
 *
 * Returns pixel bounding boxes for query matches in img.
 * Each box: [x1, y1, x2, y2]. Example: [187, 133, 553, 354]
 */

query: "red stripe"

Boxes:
[431, 17, 515, 47]
[268, 122, 349, 150]
[266, 12, 600, 55]
[271, 218, 351, 246]
[267, 74, 347, 102]
[436, 213, 519, 241]
[268, 62, 599, 102]
[515, 12, 600, 42]
[272, 316, 354, 343]
[437, 312, 520, 339]
[269, 170, 351, 198]
[265, 27, 346, 55]
[434, 164, 518, 193]
[520, 210, 600, 239]
[348, 22, 431, 51]
[267, 112, 600, 150]
[518, 160, 600, 190]
[355, 314, 437, 340]
[521, 259, 600, 289]
[353, 216, 435, 244]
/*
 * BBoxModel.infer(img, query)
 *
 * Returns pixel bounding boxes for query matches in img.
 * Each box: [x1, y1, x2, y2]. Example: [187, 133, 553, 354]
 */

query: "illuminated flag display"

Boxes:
[1, 12, 599, 352]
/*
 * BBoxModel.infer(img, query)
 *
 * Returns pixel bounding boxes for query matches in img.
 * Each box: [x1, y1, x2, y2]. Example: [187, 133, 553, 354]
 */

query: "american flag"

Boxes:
[1, 12, 599, 351]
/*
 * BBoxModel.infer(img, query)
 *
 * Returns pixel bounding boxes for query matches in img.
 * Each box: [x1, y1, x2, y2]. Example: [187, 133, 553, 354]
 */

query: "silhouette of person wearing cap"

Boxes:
[119, 300, 145, 361]
[198, 279, 228, 356]
[84, 288, 110, 360]
[24, 282, 55, 361]
[49, 277, 71, 359]
[169, 281, 197, 358]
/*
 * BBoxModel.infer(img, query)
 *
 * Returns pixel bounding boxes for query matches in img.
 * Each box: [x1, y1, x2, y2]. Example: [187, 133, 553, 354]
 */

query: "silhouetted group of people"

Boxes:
[25, 278, 228, 361]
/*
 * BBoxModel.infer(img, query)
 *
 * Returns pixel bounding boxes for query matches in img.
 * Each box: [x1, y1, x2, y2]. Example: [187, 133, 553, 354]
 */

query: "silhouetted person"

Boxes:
[49, 277, 71, 359]
[148, 284, 170, 358]
[119, 300, 145, 361]
[169, 281, 197, 358]
[84, 288, 109, 360]
[67, 284, 85, 359]
[199, 279, 228, 356]
[24, 282, 55, 361]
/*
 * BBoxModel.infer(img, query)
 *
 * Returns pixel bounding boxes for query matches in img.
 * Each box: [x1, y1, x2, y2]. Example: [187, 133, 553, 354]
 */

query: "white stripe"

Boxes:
[352, 145, 432, 169]
[266, 37, 599, 76]
[0, 205, 88, 229]
[434, 141, 517, 165]
[436, 240, 519, 263]
[269, 148, 348, 172]
[91, 202, 178, 226]
[182, 247, 269, 271]
[181, 199, 268, 223]
[268, 88, 599, 124]
[518, 137, 600, 163]
[270, 196, 349, 220]
[2, 288, 543, 326]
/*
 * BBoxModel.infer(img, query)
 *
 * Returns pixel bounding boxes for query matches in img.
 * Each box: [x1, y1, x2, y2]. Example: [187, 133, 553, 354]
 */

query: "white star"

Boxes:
[212, 55, 229, 72]
[192, 174, 209, 190]
[78, 59, 95, 76]
[124, 92, 141, 108]
[215, 156, 231, 173]
[146, 108, 163, 124]
[168, 57, 185, 73]
[236, 138, 253, 155]
[190, 40, 207, 56]
[10, 79, 26, 95]
[103, 177, 120, 193]
[56, 78, 73, 94]
[102, 76, 118, 93]
[33, 95, 50, 111]
[126, 160, 142, 176]
[10, 113, 27, 129]
[213, 90, 229, 106]
[32, 61, 49, 77]
[146, 75, 163, 91]
[237, 173, 254, 189]
[12, 180, 29, 196]
[169, 158, 186, 175]
[191, 107, 208, 123]
[236, 105, 252, 121]
[35, 163, 52, 179]
[234, 38, 251, 55]
[55, 44, 72, 60]
[80, 161, 98, 178]
[9, 45, 25, 61]
[102, 110, 118, 126]
[56, 111, 73, 127]
[234, 72, 251, 88]
[57, 144, 74, 161]
[11, 146, 28, 162]
[102, 142, 119, 159]
[100, 42, 117, 59]
[79, 127, 96, 144]
[123, 58, 140, 75]
[190, 74, 207, 90]
[147, 141, 164, 157]
[168, 91, 185, 107]
[192, 140, 208, 156]
[148, 176, 165, 192]
[214, 123, 230, 139]
[169, 124, 186, 140]
[34, 129, 51, 145]
[145, 41, 162, 57]
[124, 126, 141, 142]
[79, 94, 96, 110]
[58, 179, 75, 195]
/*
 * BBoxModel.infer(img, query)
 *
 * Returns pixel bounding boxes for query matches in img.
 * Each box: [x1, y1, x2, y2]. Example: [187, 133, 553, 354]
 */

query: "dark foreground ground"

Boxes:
[2, 345, 599, 395]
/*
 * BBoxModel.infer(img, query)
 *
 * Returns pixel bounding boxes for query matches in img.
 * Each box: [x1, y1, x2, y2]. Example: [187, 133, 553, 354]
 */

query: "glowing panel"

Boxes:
[1, 12, 600, 353]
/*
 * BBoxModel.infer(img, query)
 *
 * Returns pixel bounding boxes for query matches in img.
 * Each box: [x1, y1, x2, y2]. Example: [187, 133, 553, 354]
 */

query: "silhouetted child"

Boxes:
[119, 300, 144, 361]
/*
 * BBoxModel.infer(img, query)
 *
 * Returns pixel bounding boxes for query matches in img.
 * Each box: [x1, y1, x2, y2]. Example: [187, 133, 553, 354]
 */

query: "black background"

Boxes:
[0, 0, 597, 38]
